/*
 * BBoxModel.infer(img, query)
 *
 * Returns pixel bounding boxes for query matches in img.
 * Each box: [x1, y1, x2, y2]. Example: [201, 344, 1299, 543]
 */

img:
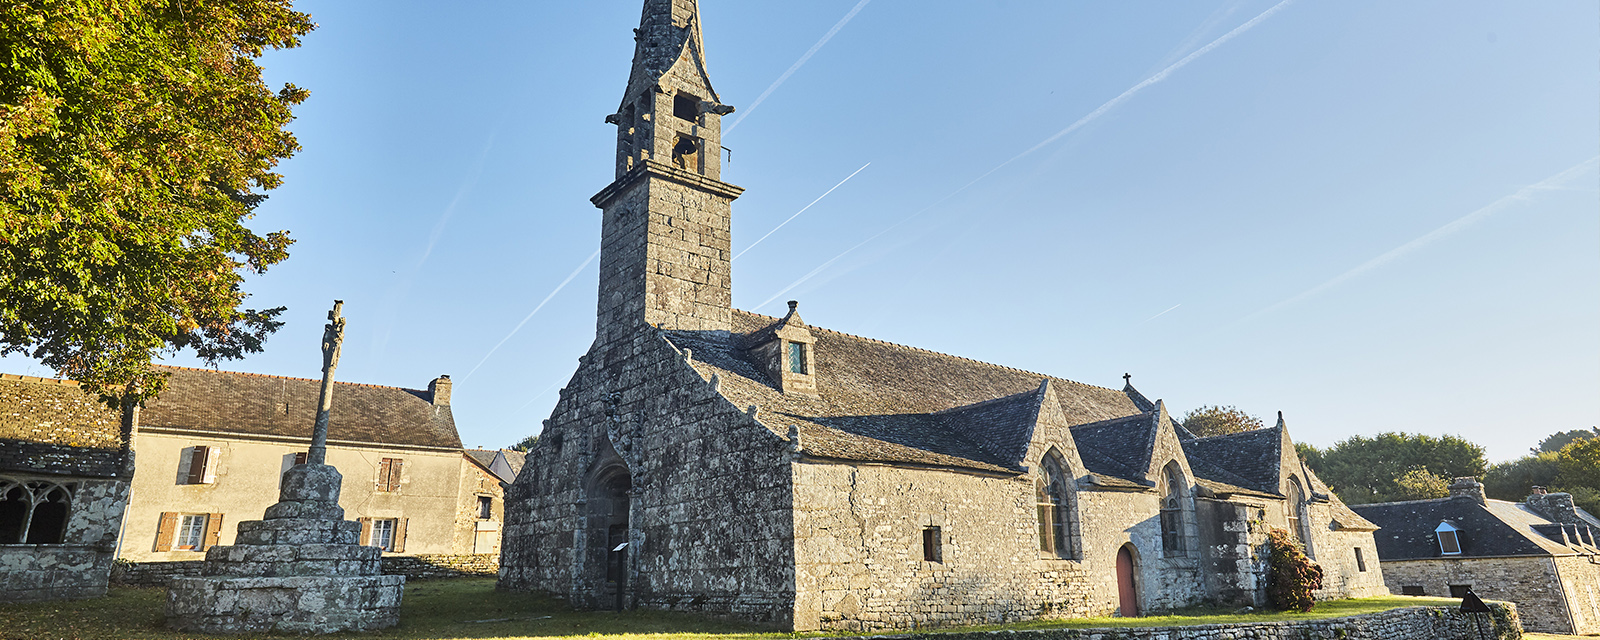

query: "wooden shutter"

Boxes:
[200, 447, 220, 484]
[393, 518, 408, 553]
[376, 459, 393, 491]
[202, 514, 223, 550]
[154, 512, 178, 551]
[185, 447, 208, 485]
[358, 517, 372, 545]
[388, 458, 404, 492]
[176, 448, 194, 484]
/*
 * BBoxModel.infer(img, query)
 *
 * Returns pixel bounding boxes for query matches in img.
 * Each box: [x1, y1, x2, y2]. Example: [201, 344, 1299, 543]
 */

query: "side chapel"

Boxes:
[498, 0, 1388, 631]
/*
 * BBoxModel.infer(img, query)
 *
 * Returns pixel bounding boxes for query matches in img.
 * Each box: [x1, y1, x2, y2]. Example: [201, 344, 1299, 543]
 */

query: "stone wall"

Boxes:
[820, 603, 1522, 640]
[0, 477, 130, 601]
[111, 559, 206, 586]
[1377, 556, 1584, 635]
[1551, 556, 1600, 635]
[382, 554, 497, 579]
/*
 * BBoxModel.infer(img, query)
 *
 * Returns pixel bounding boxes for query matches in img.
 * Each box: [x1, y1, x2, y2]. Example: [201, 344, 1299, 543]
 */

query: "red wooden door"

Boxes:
[1116, 546, 1139, 617]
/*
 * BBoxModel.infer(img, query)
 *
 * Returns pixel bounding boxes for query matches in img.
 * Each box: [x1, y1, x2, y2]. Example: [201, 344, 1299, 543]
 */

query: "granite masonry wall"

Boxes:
[0, 478, 130, 601]
[1377, 556, 1589, 635]
[114, 553, 499, 586]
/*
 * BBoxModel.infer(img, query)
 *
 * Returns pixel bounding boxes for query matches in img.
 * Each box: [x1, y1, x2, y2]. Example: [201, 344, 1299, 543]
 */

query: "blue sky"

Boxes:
[8, 1, 1595, 461]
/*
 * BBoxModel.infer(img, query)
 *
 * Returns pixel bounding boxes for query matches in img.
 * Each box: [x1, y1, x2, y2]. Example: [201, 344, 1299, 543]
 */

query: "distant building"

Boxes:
[0, 374, 134, 602]
[462, 448, 525, 555]
[118, 366, 505, 567]
[1351, 478, 1600, 635]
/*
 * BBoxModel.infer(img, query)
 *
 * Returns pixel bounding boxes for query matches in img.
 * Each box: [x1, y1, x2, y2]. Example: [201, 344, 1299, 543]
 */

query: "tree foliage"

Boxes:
[1298, 432, 1487, 505]
[1393, 467, 1450, 501]
[1180, 405, 1265, 438]
[1535, 428, 1599, 454]
[0, 0, 313, 402]
[1265, 529, 1323, 612]
[509, 433, 539, 453]
[1484, 431, 1599, 516]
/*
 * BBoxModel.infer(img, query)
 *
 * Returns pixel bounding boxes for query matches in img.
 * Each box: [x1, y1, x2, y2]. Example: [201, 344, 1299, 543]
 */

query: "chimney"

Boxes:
[1449, 477, 1486, 504]
[429, 375, 452, 406]
[1526, 491, 1581, 524]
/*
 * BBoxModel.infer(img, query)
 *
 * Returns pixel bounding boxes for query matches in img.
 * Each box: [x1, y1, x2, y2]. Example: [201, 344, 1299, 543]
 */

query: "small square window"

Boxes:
[922, 526, 942, 563]
[1354, 547, 1367, 572]
[788, 342, 807, 375]
[477, 496, 493, 520]
[1449, 585, 1472, 599]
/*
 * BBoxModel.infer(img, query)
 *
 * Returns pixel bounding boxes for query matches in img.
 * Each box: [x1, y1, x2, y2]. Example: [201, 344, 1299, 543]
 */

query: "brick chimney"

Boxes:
[429, 375, 452, 406]
[1449, 477, 1486, 504]
[1526, 491, 1581, 524]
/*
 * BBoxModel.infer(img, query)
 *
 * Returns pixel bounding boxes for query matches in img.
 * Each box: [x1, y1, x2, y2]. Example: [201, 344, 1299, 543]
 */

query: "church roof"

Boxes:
[1180, 428, 1287, 495]
[0, 374, 130, 478]
[140, 366, 462, 450]
[664, 310, 1146, 474]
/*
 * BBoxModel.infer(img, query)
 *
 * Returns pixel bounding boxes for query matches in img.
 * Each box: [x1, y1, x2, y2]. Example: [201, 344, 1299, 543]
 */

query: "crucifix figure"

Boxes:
[306, 300, 346, 465]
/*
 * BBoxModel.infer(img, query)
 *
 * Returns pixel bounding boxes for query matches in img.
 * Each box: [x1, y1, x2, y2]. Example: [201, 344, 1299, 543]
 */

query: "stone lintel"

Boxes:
[592, 160, 744, 209]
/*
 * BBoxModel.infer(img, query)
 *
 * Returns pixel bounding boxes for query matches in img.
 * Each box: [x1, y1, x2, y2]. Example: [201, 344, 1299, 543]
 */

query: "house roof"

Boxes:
[0, 374, 130, 478]
[465, 448, 527, 484]
[140, 366, 461, 450]
[663, 310, 1146, 474]
[1351, 497, 1591, 560]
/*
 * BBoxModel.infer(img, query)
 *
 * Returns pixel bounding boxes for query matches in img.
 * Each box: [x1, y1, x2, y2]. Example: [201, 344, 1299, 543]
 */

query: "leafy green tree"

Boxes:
[1301, 432, 1487, 505]
[1555, 438, 1600, 513]
[1483, 453, 1560, 502]
[1485, 433, 1600, 515]
[1181, 405, 1265, 438]
[1393, 467, 1450, 501]
[509, 434, 539, 453]
[1535, 428, 1599, 454]
[0, 0, 313, 402]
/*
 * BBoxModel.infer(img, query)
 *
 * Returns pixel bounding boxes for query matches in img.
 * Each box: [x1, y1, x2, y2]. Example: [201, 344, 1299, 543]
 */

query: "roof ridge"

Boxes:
[1069, 411, 1155, 431]
[732, 309, 1124, 394]
[152, 364, 423, 392]
[1350, 497, 1461, 508]
[0, 373, 82, 387]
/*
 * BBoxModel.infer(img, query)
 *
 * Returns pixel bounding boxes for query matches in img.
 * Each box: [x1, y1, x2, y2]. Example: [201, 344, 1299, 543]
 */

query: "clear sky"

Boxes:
[7, 1, 1595, 462]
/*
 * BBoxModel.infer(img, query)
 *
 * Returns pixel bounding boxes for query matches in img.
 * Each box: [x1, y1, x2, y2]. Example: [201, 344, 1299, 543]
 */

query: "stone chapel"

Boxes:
[498, 0, 1389, 631]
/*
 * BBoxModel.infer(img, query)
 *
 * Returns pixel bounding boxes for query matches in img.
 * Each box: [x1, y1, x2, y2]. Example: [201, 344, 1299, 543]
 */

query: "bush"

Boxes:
[1266, 529, 1323, 612]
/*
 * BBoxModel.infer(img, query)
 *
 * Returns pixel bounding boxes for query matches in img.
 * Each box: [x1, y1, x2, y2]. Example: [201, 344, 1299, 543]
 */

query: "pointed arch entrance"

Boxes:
[1116, 544, 1140, 617]
[585, 463, 633, 611]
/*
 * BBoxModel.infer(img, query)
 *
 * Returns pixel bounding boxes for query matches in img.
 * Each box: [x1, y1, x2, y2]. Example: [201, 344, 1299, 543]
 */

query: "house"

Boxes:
[496, 1, 1388, 631]
[116, 366, 507, 574]
[1350, 478, 1600, 635]
[461, 448, 525, 555]
[0, 374, 135, 602]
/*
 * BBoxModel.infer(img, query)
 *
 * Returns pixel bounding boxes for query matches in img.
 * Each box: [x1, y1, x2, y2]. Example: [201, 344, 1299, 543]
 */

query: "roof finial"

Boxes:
[1275, 411, 1285, 428]
[787, 300, 798, 313]
[1123, 372, 1132, 385]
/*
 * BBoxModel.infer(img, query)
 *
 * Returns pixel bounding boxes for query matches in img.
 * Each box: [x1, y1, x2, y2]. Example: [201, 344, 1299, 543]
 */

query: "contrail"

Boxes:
[1139, 304, 1183, 325]
[734, 163, 870, 261]
[463, 248, 601, 380]
[1248, 155, 1600, 321]
[724, 0, 871, 135]
[756, 1, 1295, 305]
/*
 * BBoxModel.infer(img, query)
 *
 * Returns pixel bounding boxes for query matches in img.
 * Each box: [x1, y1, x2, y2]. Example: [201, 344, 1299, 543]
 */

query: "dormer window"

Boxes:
[787, 342, 807, 374]
[1435, 521, 1462, 555]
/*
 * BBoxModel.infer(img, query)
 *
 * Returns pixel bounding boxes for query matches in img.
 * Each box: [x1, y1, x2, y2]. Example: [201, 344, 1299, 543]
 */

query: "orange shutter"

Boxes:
[393, 518, 408, 553]
[376, 459, 392, 491]
[202, 513, 223, 550]
[186, 447, 208, 485]
[154, 512, 178, 551]
[358, 517, 372, 545]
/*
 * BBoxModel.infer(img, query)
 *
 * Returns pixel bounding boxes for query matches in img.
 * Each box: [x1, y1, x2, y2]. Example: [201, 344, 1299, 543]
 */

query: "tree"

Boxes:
[509, 433, 539, 453]
[1535, 428, 1599, 454]
[1300, 432, 1487, 505]
[1181, 405, 1265, 438]
[1485, 432, 1600, 515]
[0, 0, 314, 403]
[1393, 467, 1450, 501]
[1483, 453, 1560, 502]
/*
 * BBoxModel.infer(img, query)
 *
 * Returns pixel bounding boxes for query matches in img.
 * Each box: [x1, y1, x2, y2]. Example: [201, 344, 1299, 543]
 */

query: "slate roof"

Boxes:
[465, 448, 527, 484]
[1069, 413, 1159, 484]
[663, 310, 1146, 474]
[140, 366, 461, 450]
[1351, 497, 1593, 560]
[1180, 428, 1285, 495]
[0, 374, 130, 478]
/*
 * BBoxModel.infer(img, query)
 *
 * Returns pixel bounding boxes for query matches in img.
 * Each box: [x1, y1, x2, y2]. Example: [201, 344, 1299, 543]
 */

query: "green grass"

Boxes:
[0, 578, 1463, 640]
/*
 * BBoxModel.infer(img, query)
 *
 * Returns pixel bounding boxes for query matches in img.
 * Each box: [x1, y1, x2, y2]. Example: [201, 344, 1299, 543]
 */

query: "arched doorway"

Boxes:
[586, 466, 632, 611]
[1116, 545, 1139, 617]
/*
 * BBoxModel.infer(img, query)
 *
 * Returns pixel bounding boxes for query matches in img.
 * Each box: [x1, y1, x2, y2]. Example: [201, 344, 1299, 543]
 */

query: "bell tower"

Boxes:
[592, 0, 742, 347]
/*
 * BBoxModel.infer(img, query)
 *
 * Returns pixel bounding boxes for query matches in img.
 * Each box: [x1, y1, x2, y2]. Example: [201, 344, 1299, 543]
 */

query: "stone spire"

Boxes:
[592, 0, 742, 345]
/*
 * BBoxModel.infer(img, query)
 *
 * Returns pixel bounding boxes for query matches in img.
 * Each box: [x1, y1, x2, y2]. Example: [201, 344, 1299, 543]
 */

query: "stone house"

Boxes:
[497, 0, 1388, 631]
[1351, 478, 1600, 635]
[0, 374, 135, 602]
[462, 448, 525, 556]
[118, 366, 508, 568]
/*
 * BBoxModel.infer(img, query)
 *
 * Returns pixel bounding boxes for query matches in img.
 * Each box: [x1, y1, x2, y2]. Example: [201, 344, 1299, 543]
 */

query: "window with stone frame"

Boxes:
[787, 341, 808, 375]
[1159, 463, 1186, 555]
[1036, 453, 1078, 559]
[1286, 476, 1308, 547]
[1354, 546, 1367, 572]
[477, 496, 493, 520]
[922, 526, 942, 563]
[0, 478, 73, 544]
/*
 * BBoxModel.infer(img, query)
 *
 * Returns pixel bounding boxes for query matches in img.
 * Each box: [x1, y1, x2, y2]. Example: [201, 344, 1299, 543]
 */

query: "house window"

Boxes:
[1401, 585, 1426, 596]
[1159, 463, 1185, 555]
[1436, 522, 1462, 555]
[370, 519, 397, 551]
[1449, 584, 1473, 599]
[155, 512, 221, 552]
[1354, 547, 1367, 572]
[178, 446, 219, 485]
[477, 496, 493, 520]
[359, 517, 407, 553]
[787, 342, 808, 375]
[0, 478, 73, 544]
[922, 526, 942, 563]
[177, 514, 208, 550]
[1036, 453, 1077, 559]
[293, 452, 308, 465]
[376, 458, 403, 492]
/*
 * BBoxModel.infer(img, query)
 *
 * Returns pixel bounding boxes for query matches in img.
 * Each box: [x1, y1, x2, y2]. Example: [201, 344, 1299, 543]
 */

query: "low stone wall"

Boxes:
[111, 560, 205, 586]
[832, 604, 1521, 640]
[380, 553, 498, 579]
[1, 544, 118, 602]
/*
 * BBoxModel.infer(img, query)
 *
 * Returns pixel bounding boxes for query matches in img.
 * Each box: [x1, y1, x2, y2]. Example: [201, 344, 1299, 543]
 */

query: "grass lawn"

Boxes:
[0, 578, 1464, 640]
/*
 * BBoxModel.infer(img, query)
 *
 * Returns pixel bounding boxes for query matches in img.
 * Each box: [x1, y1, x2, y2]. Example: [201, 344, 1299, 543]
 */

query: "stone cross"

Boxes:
[306, 300, 346, 465]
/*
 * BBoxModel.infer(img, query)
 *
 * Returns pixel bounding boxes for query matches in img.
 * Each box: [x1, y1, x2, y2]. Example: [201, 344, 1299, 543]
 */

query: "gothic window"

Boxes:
[787, 341, 808, 375]
[0, 478, 74, 544]
[1159, 463, 1186, 555]
[1036, 452, 1077, 559]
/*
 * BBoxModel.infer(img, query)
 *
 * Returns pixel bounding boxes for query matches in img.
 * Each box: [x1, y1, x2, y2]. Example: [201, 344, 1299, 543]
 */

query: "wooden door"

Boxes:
[1116, 546, 1139, 617]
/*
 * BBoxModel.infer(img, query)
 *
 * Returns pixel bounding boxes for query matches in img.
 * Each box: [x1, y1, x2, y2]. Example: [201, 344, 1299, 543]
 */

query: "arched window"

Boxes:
[1036, 452, 1078, 559]
[1159, 463, 1186, 555]
[0, 478, 73, 544]
[1287, 476, 1307, 546]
